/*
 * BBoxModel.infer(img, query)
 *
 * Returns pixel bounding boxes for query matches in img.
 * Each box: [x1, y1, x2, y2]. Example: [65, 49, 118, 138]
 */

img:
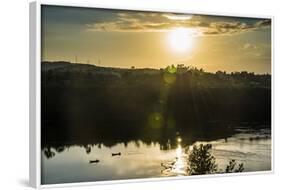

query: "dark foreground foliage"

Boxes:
[187, 144, 244, 175]
[187, 144, 217, 175]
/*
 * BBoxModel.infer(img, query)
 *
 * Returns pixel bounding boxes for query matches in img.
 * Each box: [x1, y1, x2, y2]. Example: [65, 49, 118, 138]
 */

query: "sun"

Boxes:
[168, 28, 194, 53]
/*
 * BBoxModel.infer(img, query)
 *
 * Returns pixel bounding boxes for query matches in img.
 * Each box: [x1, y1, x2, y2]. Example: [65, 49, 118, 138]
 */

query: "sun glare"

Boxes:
[168, 28, 194, 53]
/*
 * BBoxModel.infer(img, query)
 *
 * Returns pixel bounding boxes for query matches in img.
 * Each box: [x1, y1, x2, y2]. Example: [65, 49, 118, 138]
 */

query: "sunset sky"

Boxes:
[41, 5, 271, 73]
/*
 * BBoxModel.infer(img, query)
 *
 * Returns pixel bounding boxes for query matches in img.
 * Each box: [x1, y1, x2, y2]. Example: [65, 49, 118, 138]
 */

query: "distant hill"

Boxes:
[41, 61, 271, 89]
[41, 61, 271, 148]
[42, 61, 72, 71]
[42, 61, 158, 73]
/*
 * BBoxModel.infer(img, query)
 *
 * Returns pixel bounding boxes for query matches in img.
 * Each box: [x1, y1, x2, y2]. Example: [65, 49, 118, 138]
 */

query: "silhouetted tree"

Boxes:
[186, 144, 245, 175]
[187, 144, 218, 175]
[43, 147, 56, 159]
[84, 145, 91, 154]
[225, 159, 244, 173]
[55, 146, 65, 153]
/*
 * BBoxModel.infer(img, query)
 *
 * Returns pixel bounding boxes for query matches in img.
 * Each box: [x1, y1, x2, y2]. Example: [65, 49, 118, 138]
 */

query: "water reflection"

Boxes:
[171, 145, 187, 175]
[41, 127, 271, 184]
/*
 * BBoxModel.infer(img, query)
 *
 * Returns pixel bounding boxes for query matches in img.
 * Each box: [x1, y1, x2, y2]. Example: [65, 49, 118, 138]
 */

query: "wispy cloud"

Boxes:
[86, 12, 271, 36]
[202, 19, 271, 35]
[163, 13, 193, 20]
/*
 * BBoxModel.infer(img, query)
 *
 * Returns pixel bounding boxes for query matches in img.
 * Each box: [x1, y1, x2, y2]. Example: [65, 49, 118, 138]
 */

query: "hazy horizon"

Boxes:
[41, 5, 271, 74]
[42, 60, 272, 75]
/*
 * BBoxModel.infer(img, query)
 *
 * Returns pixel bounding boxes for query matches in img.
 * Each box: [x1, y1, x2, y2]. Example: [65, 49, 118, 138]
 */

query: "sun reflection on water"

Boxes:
[171, 141, 187, 175]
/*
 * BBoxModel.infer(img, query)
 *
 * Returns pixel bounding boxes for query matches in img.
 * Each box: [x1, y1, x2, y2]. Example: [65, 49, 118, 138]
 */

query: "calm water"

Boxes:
[41, 127, 271, 184]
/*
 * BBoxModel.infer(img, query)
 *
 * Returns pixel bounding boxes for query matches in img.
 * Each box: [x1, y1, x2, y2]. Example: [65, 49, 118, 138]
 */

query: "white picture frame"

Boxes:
[29, 1, 274, 188]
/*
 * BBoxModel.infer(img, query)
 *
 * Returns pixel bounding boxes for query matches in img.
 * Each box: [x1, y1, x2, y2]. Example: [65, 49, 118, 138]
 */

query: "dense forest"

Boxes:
[41, 61, 271, 150]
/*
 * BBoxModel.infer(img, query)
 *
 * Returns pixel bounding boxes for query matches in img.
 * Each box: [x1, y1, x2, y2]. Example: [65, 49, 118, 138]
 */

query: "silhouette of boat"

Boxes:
[89, 159, 100, 163]
[112, 152, 121, 156]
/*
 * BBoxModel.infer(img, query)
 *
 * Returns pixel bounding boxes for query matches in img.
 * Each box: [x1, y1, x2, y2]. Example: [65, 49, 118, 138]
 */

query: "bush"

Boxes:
[225, 159, 244, 173]
[187, 144, 244, 175]
[187, 144, 218, 175]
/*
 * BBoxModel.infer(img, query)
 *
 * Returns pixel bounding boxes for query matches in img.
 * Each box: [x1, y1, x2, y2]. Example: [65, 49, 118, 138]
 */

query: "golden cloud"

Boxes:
[86, 12, 271, 36]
